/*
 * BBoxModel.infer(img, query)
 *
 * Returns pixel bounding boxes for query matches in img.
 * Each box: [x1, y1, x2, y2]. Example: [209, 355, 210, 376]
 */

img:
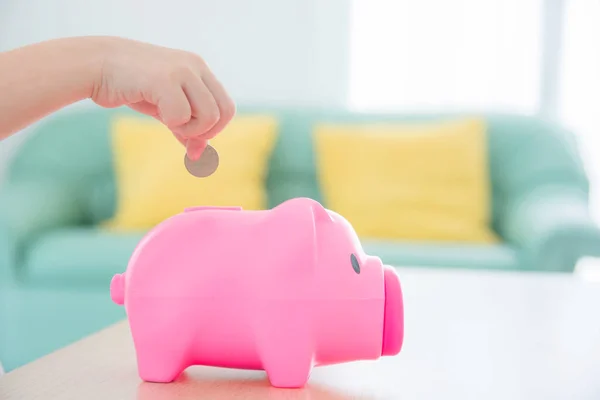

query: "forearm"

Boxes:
[0, 37, 106, 139]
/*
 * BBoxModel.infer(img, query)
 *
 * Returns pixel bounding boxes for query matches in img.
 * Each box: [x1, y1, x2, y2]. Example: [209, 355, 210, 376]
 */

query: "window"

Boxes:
[348, 0, 543, 114]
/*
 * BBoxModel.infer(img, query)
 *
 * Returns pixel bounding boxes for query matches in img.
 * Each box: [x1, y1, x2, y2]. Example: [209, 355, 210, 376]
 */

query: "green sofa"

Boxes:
[1, 105, 599, 371]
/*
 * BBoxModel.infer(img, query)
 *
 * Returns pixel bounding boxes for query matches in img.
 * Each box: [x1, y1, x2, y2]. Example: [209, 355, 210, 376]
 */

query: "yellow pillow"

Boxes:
[103, 114, 278, 231]
[313, 118, 498, 243]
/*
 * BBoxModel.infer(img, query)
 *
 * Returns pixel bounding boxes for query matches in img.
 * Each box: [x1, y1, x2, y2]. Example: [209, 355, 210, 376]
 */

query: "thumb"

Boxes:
[186, 138, 208, 161]
[173, 132, 207, 161]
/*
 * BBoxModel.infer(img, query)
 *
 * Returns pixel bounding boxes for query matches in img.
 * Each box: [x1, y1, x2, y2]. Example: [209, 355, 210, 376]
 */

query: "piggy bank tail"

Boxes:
[110, 273, 125, 305]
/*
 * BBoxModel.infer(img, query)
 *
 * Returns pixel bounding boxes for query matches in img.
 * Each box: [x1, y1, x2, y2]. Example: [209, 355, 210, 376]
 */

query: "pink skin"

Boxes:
[111, 198, 404, 388]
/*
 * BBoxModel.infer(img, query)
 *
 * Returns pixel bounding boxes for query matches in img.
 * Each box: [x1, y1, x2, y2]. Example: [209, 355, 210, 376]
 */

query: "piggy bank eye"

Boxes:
[350, 254, 361, 274]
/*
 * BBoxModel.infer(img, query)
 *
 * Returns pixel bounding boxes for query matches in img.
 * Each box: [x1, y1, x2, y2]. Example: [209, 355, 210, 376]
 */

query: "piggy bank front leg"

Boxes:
[129, 303, 193, 383]
[255, 303, 315, 388]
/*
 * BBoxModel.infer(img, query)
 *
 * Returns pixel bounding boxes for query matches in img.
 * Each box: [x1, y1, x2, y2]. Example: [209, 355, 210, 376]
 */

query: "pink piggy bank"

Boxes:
[110, 197, 404, 388]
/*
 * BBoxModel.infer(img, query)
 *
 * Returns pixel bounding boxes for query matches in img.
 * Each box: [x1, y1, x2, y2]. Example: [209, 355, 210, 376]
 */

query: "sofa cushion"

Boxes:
[22, 228, 145, 285]
[313, 118, 498, 243]
[104, 114, 279, 230]
[87, 176, 116, 224]
[363, 240, 522, 271]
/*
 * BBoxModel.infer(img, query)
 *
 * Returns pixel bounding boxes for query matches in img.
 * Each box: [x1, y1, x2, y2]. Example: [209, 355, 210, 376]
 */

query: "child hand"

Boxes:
[91, 37, 236, 160]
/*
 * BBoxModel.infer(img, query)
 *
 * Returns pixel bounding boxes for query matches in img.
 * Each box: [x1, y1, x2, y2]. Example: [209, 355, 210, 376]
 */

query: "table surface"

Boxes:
[2, 267, 600, 400]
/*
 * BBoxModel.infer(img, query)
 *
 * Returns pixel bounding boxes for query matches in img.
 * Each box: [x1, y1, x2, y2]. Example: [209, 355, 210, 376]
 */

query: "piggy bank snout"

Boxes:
[382, 265, 404, 356]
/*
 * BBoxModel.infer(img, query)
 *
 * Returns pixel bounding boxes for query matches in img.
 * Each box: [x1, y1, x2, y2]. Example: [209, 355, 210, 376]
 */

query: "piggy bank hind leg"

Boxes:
[129, 305, 192, 383]
[256, 304, 315, 388]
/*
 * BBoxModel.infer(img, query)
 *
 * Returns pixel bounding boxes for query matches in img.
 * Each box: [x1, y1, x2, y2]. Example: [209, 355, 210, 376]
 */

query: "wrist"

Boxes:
[53, 36, 110, 100]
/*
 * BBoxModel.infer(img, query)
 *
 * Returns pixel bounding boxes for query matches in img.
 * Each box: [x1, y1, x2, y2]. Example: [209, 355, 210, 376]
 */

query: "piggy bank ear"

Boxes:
[267, 198, 325, 277]
[310, 199, 333, 224]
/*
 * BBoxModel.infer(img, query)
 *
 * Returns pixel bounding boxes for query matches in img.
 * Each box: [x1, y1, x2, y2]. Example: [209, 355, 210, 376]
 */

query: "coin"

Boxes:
[184, 144, 219, 177]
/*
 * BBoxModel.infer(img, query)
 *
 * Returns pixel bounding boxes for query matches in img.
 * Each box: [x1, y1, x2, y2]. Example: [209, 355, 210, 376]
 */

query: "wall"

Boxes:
[0, 0, 351, 182]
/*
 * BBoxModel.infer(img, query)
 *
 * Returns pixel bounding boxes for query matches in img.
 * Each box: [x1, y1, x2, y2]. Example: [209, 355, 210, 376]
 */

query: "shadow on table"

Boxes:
[136, 371, 373, 400]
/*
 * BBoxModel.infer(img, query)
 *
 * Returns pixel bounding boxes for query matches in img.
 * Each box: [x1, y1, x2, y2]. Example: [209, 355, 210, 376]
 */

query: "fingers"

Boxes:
[170, 71, 219, 160]
[156, 84, 192, 130]
[199, 70, 236, 140]
[145, 62, 235, 162]
[171, 131, 205, 160]
[128, 102, 202, 157]
[186, 138, 208, 160]
[175, 72, 220, 139]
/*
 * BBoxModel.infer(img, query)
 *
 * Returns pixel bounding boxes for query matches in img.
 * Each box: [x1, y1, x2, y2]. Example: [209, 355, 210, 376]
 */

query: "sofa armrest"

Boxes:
[498, 185, 600, 272]
[0, 180, 84, 280]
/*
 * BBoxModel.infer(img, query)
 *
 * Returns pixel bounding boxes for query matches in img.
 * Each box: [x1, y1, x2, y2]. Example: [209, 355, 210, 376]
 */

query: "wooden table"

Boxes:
[2, 267, 600, 400]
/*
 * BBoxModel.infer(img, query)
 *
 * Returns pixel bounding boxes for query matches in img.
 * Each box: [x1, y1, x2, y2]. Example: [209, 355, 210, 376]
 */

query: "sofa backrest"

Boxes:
[5, 105, 590, 232]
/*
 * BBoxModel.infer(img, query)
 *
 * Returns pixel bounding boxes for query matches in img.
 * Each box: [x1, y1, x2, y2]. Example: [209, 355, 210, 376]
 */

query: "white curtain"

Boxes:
[348, 0, 543, 113]
[559, 0, 600, 222]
